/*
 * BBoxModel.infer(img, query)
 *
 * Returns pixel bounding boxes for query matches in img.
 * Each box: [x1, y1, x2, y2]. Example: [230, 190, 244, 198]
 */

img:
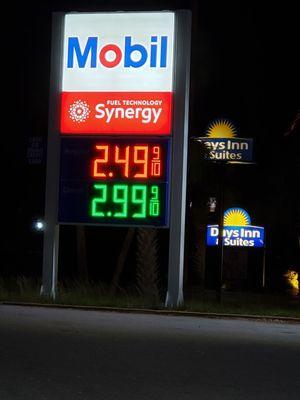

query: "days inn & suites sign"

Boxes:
[207, 208, 265, 248]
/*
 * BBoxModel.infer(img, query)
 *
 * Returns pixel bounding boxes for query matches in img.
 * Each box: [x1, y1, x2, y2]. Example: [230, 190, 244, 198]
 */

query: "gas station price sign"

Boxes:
[43, 10, 191, 302]
[59, 138, 170, 226]
[56, 12, 175, 227]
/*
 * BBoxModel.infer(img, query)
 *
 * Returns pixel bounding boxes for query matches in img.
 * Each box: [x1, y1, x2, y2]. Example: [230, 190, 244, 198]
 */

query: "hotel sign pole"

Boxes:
[165, 10, 191, 308]
[216, 162, 225, 302]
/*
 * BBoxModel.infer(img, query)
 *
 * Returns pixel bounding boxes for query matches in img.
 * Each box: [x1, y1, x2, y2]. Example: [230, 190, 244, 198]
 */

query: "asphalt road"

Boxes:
[0, 305, 299, 400]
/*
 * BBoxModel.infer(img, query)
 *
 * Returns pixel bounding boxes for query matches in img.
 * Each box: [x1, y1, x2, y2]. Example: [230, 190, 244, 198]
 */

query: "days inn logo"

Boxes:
[207, 207, 265, 247]
[223, 207, 251, 226]
[195, 118, 253, 162]
[206, 119, 237, 139]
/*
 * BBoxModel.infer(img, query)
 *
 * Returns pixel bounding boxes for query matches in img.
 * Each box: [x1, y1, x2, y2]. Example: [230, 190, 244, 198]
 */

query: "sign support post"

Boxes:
[262, 233, 267, 288]
[165, 10, 191, 308]
[41, 13, 64, 298]
[216, 162, 226, 302]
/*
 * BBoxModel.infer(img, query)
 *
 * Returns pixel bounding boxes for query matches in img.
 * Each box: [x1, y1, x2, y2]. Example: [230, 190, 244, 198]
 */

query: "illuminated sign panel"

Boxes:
[201, 138, 253, 161]
[59, 137, 170, 226]
[207, 225, 265, 247]
[59, 138, 169, 181]
[59, 182, 167, 225]
[61, 92, 172, 134]
[61, 13, 175, 135]
[206, 208, 265, 248]
[196, 119, 253, 162]
[57, 12, 175, 227]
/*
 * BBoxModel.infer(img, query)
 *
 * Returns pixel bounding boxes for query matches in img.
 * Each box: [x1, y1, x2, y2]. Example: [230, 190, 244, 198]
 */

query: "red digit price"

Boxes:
[133, 146, 148, 178]
[115, 146, 129, 177]
[93, 145, 108, 177]
[91, 144, 163, 179]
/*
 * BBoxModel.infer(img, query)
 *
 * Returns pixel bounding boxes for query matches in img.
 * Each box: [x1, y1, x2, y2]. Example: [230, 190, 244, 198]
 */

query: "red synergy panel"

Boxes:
[60, 92, 172, 135]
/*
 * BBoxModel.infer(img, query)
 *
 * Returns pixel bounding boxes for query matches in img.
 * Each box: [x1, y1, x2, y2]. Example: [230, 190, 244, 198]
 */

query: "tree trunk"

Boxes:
[109, 228, 135, 295]
[76, 225, 88, 281]
[136, 227, 160, 302]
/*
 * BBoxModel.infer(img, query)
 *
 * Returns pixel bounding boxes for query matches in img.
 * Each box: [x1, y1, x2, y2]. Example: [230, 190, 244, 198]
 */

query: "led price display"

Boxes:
[59, 138, 170, 226]
[60, 138, 169, 181]
[90, 184, 161, 219]
[92, 143, 163, 179]
[59, 182, 167, 225]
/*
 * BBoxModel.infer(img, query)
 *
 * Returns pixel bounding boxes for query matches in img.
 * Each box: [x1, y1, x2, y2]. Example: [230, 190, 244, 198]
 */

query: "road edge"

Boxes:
[1, 301, 299, 324]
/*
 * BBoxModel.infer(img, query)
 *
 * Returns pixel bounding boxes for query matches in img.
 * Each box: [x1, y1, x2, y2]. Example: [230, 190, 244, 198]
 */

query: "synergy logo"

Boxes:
[69, 100, 91, 123]
[60, 13, 175, 135]
[196, 119, 253, 162]
[207, 208, 265, 247]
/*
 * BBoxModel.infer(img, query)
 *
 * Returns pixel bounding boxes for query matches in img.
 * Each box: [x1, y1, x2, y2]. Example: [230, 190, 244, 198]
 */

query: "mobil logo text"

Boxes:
[67, 36, 168, 69]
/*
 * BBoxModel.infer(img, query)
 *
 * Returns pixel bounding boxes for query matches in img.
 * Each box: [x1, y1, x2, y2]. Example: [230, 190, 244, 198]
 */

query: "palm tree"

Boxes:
[136, 227, 160, 303]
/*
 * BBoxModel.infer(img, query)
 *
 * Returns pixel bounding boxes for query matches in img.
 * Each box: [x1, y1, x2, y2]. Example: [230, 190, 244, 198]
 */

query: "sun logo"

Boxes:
[69, 100, 90, 123]
[223, 208, 251, 226]
[206, 119, 237, 138]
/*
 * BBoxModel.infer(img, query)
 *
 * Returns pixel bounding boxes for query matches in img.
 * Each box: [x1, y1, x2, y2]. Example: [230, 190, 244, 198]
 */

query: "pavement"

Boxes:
[0, 304, 300, 400]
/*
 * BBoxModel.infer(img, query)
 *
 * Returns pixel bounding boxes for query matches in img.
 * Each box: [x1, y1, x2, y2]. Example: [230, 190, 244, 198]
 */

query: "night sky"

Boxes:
[3, 1, 299, 286]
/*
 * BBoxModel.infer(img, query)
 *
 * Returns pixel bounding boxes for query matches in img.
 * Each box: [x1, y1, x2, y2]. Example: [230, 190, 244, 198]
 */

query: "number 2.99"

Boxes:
[90, 184, 161, 219]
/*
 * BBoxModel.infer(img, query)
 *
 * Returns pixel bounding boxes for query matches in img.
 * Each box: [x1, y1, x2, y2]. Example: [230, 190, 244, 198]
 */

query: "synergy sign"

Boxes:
[61, 13, 174, 134]
[207, 208, 264, 247]
[197, 119, 253, 162]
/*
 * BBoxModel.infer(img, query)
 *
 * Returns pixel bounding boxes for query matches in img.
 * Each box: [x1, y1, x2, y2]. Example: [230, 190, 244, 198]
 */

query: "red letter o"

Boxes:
[99, 44, 122, 68]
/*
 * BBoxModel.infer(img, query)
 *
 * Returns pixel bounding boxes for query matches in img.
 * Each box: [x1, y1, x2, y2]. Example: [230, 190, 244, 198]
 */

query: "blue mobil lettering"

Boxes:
[206, 225, 264, 247]
[201, 138, 253, 162]
[67, 36, 168, 69]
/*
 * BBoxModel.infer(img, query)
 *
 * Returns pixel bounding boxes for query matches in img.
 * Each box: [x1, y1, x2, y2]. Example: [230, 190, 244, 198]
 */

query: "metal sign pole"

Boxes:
[165, 10, 192, 308]
[41, 13, 64, 298]
[216, 163, 226, 302]
[262, 232, 267, 288]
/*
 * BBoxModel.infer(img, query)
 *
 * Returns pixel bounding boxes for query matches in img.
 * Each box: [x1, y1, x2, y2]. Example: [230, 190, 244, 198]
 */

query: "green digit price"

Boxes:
[90, 184, 162, 220]
[132, 186, 147, 218]
[113, 185, 128, 217]
[91, 184, 107, 216]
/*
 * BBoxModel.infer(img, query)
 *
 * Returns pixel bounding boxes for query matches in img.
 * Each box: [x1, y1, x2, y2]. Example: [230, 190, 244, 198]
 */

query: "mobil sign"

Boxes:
[61, 13, 175, 135]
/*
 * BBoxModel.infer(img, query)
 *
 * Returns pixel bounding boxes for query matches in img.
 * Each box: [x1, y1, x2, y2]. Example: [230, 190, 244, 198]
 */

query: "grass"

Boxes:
[0, 276, 299, 319]
[0, 276, 163, 309]
[184, 291, 300, 318]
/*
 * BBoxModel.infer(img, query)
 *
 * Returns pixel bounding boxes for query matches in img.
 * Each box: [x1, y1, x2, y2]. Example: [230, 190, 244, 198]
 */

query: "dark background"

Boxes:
[2, 1, 299, 291]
